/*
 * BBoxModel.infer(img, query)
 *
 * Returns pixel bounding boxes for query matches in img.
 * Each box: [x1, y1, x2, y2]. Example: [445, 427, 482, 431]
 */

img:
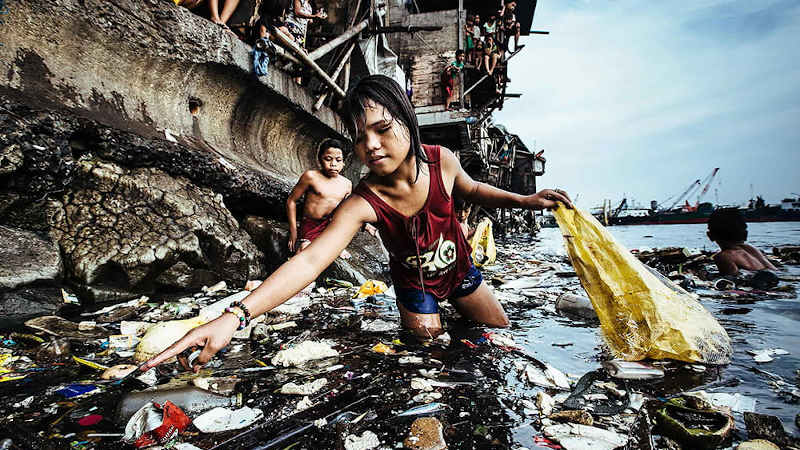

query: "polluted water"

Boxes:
[0, 222, 799, 449]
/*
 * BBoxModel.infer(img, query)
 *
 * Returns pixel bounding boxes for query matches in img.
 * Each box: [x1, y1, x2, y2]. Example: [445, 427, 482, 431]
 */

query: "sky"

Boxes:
[495, 0, 800, 210]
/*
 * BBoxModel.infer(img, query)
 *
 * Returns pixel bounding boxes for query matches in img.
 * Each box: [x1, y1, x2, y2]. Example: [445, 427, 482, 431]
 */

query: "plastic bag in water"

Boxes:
[554, 207, 732, 364]
[470, 218, 496, 267]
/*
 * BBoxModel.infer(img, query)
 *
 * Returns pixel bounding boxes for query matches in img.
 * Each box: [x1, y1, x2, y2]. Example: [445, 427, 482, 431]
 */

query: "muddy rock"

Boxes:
[47, 158, 265, 301]
[743, 412, 800, 448]
[322, 230, 390, 284]
[0, 225, 62, 290]
[404, 417, 447, 450]
[0, 286, 63, 328]
[242, 216, 291, 273]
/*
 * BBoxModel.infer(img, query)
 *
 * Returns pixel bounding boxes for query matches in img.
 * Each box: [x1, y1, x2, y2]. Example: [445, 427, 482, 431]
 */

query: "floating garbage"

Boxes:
[117, 386, 242, 424]
[537, 392, 555, 416]
[56, 384, 99, 398]
[543, 423, 627, 450]
[518, 361, 571, 390]
[412, 392, 443, 403]
[278, 378, 328, 395]
[25, 316, 110, 339]
[100, 364, 138, 380]
[361, 319, 398, 332]
[656, 395, 734, 449]
[748, 348, 789, 363]
[355, 280, 388, 298]
[554, 293, 597, 320]
[124, 401, 191, 448]
[737, 439, 781, 450]
[270, 340, 338, 367]
[396, 403, 450, 417]
[134, 317, 205, 363]
[344, 430, 381, 450]
[554, 207, 732, 364]
[602, 360, 664, 379]
[371, 342, 396, 354]
[193, 406, 263, 433]
[404, 417, 447, 450]
[549, 409, 594, 426]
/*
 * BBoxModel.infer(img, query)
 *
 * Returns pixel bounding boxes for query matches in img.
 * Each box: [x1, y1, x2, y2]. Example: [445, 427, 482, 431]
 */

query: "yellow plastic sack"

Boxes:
[554, 207, 731, 364]
[470, 218, 496, 267]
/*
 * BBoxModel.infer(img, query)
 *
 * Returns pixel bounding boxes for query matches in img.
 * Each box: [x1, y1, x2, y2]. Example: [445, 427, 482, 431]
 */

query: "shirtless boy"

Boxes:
[287, 138, 352, 258]
[707, 208, 776, 275]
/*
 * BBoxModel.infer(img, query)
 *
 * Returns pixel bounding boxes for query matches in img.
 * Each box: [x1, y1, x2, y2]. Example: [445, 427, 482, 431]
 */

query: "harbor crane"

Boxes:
[663, 179, 701, 211]
[696, 168, 720, 204]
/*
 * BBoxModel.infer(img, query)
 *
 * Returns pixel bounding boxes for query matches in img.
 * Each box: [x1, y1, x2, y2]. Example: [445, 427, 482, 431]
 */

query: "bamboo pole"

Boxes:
[463, 47, 524, 96]
[271, 27, 346, 98]
[314, 43, 356, 110]
[308, 19, 368, 61]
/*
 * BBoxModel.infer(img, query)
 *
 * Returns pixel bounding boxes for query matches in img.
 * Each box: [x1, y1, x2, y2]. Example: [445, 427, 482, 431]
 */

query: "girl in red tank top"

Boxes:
[142, 76, 573, 371]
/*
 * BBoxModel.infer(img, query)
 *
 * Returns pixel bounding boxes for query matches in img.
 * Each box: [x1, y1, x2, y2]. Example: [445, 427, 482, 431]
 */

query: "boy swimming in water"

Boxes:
[707, 208, 776, 276]
[286, 138, 352, 258]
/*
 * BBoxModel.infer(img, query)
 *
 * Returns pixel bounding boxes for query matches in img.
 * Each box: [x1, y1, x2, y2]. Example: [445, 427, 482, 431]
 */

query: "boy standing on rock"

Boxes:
[287, 138, 353, 259]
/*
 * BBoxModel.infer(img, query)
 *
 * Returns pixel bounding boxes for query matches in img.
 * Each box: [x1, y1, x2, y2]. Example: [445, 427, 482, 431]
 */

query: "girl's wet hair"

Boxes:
[342, 74, 431, 180]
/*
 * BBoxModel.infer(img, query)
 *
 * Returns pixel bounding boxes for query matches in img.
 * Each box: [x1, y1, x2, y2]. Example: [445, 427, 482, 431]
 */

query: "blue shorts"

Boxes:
[395, 263, 483, 314]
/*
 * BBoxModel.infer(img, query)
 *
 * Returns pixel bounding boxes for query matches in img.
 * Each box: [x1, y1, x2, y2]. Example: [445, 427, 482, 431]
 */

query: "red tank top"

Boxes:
[354, 145, 472, 299]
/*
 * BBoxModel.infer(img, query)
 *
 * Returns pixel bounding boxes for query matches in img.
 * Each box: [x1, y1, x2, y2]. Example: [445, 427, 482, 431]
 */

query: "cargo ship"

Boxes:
[611, 197, 800, 226]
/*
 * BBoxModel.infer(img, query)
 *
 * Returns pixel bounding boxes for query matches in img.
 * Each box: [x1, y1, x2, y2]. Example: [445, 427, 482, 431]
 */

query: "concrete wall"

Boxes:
[385, 8, 460, 57]
[0, 0, 349, 182]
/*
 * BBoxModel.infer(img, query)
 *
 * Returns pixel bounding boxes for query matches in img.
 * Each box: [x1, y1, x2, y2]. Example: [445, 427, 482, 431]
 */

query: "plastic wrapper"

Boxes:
[470, 218, 496, 267]
[554, 207, 732, 364]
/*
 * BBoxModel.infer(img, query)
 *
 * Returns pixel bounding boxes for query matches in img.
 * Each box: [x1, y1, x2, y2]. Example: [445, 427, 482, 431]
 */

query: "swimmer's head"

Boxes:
[707, 208, 747, 243]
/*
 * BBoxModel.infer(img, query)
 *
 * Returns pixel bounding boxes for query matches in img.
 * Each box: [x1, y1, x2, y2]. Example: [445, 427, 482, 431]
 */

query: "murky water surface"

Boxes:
[498, 222, 800, 447]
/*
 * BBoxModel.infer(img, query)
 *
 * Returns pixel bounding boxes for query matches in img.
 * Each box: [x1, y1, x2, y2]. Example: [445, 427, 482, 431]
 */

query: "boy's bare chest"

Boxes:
[311, 177, 349, 199]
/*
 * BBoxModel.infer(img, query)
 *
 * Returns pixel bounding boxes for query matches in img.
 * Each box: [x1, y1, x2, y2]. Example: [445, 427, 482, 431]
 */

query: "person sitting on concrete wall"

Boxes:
[464, 15, 477, 65]
[257, 0, 292, 43]
[174, 0, 241, 33]
[483, 14, 499, 42]
[499, 1, 523, 53]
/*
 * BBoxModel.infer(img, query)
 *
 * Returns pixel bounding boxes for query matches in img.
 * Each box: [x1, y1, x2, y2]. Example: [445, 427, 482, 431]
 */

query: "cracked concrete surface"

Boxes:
[48, 158, 264, 300]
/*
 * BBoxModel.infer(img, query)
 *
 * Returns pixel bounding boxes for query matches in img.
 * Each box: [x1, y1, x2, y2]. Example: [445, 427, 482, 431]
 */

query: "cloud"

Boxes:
[495, 0, 800, 208]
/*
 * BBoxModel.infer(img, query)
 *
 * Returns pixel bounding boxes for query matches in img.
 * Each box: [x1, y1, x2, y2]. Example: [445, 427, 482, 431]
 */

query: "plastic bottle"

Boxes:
[117, 386, 242, 424]
[555, 293, 598, 320]
[602, 360, 664, 379]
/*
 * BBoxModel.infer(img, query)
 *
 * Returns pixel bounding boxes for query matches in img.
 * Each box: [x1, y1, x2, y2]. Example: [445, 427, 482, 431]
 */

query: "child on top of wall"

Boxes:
[143, 75, 571, 373]
[464, 15, 476, 64]
[707, 208, 777, 276]
[286, 138, 353, 259]
[443, 50, 466, 111]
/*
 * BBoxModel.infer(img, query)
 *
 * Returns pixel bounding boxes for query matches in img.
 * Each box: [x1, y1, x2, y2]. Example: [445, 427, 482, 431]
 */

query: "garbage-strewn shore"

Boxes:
[1, 232, 799, 449]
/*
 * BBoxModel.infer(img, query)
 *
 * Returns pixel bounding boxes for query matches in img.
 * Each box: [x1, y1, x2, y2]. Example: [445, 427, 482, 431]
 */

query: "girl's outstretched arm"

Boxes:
[441, 146, 573, 210]
[142, 195, 377, 372]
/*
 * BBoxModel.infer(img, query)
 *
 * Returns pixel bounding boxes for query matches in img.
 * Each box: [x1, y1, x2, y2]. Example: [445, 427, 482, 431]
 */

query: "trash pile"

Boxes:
[1, 233, 799, 449]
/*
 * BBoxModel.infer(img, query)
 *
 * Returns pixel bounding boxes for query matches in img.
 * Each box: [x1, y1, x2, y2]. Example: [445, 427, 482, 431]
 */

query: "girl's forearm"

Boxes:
[465, 182, 530, 209]
[241, 250, 319, 318]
